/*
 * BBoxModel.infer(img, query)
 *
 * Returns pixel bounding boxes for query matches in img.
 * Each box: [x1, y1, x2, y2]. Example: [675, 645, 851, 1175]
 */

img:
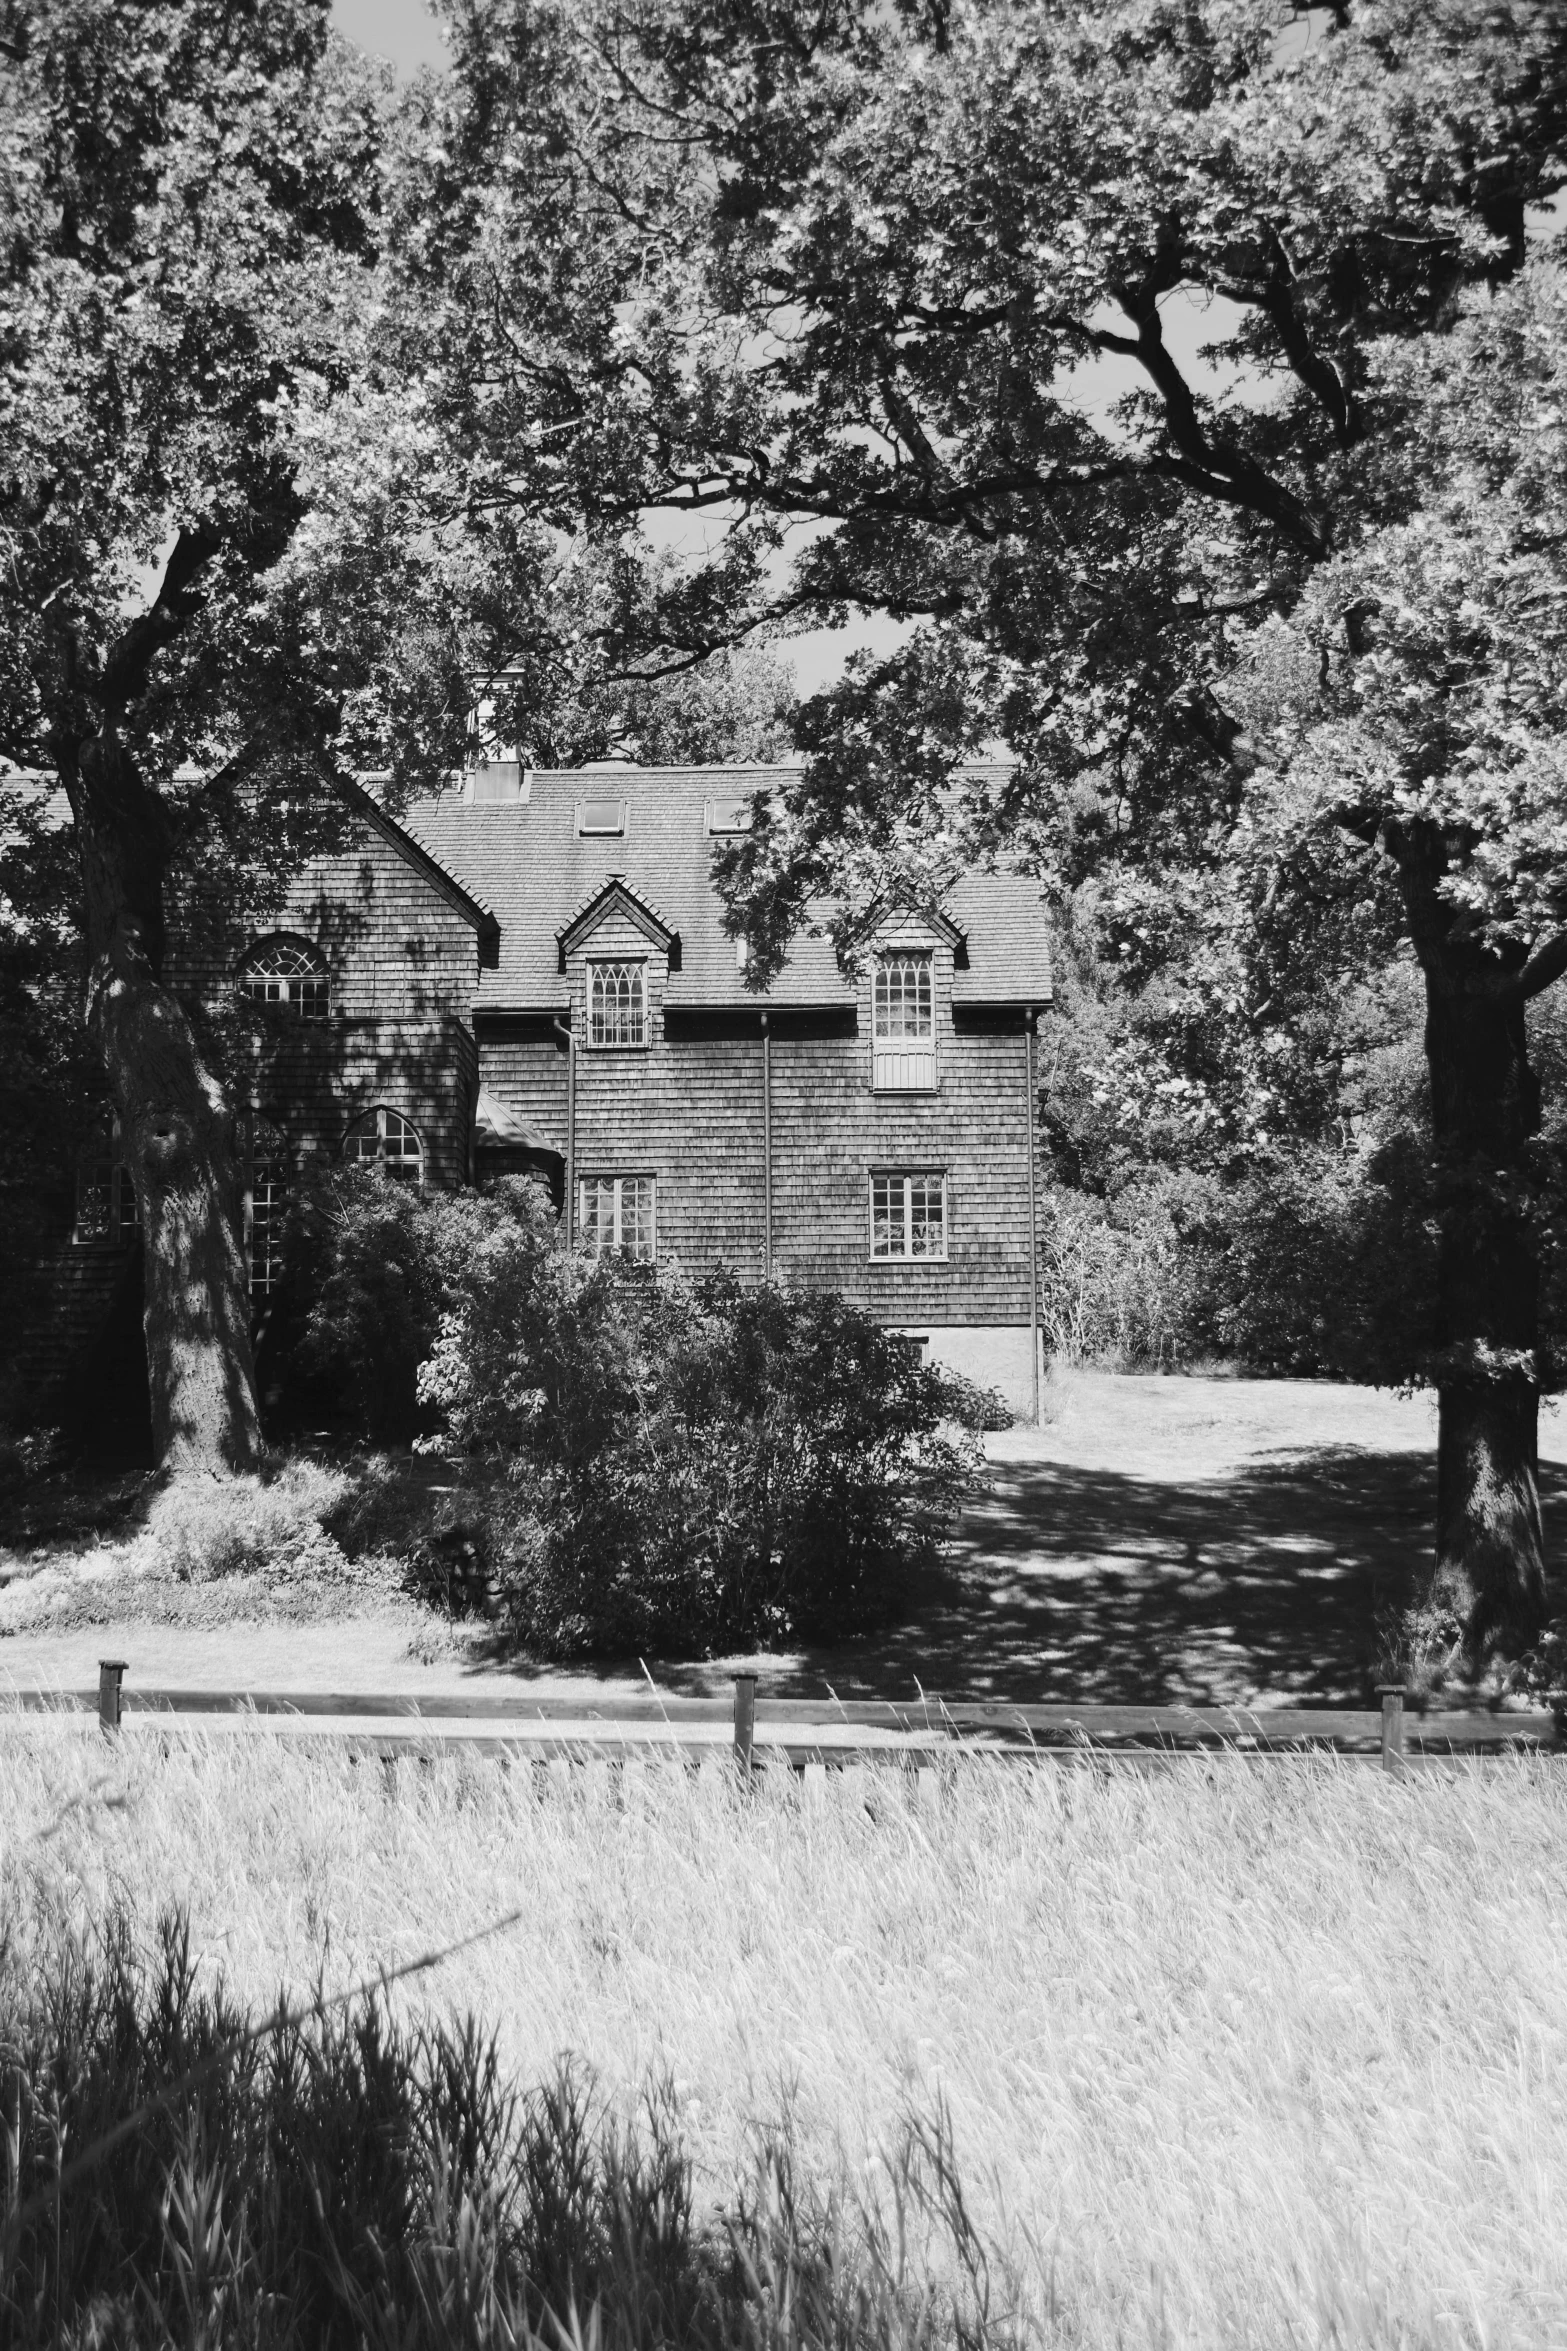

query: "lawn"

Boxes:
[3, 1368, 1562, 1706]
[2, 1724, 1563, 2349]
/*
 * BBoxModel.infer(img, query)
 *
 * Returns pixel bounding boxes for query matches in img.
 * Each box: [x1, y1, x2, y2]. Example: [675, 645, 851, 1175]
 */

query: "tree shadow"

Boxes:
[478, 1445, 1565, 1707]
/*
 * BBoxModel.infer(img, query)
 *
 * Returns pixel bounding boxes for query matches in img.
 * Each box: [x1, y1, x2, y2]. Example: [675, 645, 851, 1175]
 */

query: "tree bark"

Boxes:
[1415, 924, 1550, 1664]
[68, 734, 262, 1478]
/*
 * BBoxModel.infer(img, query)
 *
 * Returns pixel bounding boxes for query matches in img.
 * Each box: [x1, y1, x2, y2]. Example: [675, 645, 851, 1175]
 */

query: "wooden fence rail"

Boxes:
[0, 1667, 1558, 1776]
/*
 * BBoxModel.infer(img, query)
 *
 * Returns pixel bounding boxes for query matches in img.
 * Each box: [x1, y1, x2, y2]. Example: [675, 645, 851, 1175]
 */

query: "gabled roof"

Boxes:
[405, 763, 1052, 1011]
[346, 775, 501, 964]
[842, 897, 969, 967]
[556, 874, 681, 971]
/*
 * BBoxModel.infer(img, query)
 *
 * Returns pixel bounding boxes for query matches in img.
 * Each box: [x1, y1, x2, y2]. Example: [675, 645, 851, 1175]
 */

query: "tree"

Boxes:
[0, 0, 404, 1472]
[419, 0, 1567, 1664]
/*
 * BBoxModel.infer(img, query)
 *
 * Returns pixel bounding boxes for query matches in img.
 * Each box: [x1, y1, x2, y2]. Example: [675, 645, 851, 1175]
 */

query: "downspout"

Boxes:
[552, 1013, 575, 1246]
[1026, 1008, 1040, 1427]
[760, 1010, 772, 1281]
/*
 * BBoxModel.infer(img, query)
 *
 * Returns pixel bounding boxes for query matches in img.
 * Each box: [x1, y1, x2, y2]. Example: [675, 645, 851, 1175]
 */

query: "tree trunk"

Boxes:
[69, 735, 263, 1478]
[1420, 956, 1549, 1664]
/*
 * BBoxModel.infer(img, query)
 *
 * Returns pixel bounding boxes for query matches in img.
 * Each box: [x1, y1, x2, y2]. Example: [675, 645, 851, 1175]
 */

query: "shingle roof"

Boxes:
[406, 764, 1052, 1011]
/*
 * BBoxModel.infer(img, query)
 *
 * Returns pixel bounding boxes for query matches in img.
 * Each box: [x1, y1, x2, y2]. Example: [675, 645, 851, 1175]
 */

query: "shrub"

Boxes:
[269, 1167, 557, 1443]
[143, 1456, 351, 1582]
[418, 1258, 983, 1658]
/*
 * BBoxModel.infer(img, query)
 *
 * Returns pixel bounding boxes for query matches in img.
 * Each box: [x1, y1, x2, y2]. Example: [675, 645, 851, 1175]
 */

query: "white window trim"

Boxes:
[587, 958, 650, 1049]
[579, 1173, 657, 1261]
[871, 949, 938, 1092]
[342, 1104, 425, 1186]
[868, 1171, 949, 1263]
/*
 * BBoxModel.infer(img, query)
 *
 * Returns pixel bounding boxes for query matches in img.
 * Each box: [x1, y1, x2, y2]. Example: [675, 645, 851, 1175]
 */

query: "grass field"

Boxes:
[4, 1723, 1564, 2349]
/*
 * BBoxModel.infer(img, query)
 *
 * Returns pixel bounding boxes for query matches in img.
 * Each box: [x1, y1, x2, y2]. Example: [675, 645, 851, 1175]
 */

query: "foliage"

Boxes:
[418, 1255, 983, 1658]
[0, 1905, 1011, 2351]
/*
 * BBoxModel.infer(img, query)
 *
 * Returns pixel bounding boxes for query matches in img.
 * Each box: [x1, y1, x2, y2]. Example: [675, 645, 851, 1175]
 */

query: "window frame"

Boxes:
[587, 958, 650, 1050]
[73, 1141, 139, 1248]
[871, 949, 938, 1092]
[578, 1172, 657, 1263]
[245, 1117, 292, 1302]
[868, 1169, 948, 1264]
[237, 932, 331, 1024]
[341, 1104, 425, 1186]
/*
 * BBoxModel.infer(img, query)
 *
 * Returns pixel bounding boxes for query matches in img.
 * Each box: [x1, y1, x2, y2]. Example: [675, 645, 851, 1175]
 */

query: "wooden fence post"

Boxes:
[98, 1660, 126, 1736]
[1377, 1683, 1406, 1773]
[732, 1675, 757, 1783]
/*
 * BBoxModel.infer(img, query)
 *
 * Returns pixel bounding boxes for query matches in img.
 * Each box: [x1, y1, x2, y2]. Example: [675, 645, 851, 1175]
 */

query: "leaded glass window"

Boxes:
[239, 935, 330, 1021]
[589, 961, 648, 1048]
[872, 952, 936, 1089]
[343, 1106, 424, 1185]
[248, 1119, 291, 1299]
[869, 1171, 947, 1261]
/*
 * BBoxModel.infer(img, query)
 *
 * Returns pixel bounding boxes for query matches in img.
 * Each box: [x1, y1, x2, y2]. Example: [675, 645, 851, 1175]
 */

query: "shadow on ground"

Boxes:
[491, 1447, 1567, 1709]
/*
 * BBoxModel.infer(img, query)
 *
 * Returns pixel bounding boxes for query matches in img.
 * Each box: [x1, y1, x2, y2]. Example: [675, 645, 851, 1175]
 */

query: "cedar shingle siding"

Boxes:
[36, 761, 1053, 1420]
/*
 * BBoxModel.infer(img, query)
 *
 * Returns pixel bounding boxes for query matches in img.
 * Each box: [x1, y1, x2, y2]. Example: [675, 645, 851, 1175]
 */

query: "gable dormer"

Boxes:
[848, 903, 967, 1094]
[557, 876, 681, 1050]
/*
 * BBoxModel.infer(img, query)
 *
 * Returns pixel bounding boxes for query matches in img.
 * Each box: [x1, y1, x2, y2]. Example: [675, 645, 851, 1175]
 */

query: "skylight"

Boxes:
[578, 800, 626, 836]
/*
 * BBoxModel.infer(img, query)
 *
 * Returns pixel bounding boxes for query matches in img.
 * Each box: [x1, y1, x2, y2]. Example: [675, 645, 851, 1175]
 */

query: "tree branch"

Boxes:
[98, 526, 222, 714]
[1510, 934, 1567, 1004]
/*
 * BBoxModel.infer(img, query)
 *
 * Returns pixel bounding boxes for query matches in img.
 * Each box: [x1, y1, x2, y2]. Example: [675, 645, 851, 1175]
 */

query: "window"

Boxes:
[580, 1174, 656, 1262]
[577, 799, 625, 836]
[343, 1106, 424, 1184]
[872, 951, 936, 1089]
[707, 797, 753, 835]
[589, 960, 648, 1047]
[239, 935, 330, 1022]
[247, 1118, 291, 1300]
[870, 1171, 947, 1261]
[74, 1127, 139, 1246]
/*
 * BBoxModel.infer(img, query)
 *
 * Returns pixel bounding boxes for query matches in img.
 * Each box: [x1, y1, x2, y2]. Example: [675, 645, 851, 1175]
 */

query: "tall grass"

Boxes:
[2, 1728, 1564, 2348]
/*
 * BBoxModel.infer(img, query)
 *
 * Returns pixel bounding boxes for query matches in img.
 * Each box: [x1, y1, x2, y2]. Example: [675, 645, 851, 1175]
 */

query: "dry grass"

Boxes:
[2, 1728, 1563, 2349]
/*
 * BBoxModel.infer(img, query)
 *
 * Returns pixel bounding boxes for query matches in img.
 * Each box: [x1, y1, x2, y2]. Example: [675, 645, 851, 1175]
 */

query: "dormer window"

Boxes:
[589, 960, 648, 1048]
[239, 935, 330, 1022]
[872, 951, 936, 1090]
[577, 800, 626, 837]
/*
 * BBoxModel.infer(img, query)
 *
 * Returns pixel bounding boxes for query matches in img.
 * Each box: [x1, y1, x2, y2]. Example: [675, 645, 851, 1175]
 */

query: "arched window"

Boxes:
[343, 1106, 424, 1185]
[589, 960, 647, 1047]
[247, 1117, 291, 1300]
[238, 934, 330, 1021]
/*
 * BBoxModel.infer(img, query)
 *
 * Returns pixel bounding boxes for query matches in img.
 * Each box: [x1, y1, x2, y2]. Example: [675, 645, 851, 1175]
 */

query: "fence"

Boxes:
[1, 1665, 1560, 1780]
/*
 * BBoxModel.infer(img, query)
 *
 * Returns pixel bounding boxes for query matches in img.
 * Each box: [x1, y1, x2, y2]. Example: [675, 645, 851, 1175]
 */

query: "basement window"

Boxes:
[580, 1174, 656, 1262]
[870, 1171, 947, 1262]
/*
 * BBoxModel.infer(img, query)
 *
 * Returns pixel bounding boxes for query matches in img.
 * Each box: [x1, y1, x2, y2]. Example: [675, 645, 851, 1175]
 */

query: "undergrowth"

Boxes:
[0, 1907, 1015, 2351]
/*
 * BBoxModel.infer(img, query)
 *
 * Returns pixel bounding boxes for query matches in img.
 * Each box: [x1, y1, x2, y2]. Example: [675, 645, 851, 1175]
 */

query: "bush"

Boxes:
[267, 1166, 557, 1443]
[144, 1456, 351, 1582]
[0, 1906, 1012, 2351]
[418, 1256, 983, 1658]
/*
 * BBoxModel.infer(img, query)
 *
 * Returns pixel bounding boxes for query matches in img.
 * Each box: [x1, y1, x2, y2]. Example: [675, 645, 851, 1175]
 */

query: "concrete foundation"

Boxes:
[889, 1323, 1043, 1423]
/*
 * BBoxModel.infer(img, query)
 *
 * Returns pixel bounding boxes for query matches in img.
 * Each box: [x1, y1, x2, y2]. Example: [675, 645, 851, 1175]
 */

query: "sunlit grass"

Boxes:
[2, 1727, 1564, 2349]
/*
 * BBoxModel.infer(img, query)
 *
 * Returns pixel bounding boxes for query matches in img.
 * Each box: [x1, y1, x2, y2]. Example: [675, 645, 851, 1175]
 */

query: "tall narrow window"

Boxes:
[869, 1171, 947, 1262]
[239, 935, 330, 1021]
[74, 1120, 139, 1245]
[248, 1118, 291, 1300]
[589, 961, 648, 1048]
[343, 1106, 424, 1184]
[579, 1175, 656, 1262]
[872, 952, 936, 1089]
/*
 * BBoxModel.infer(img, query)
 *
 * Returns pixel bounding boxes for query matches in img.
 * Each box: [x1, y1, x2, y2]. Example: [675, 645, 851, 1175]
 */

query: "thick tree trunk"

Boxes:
[70, 735, 262, 1478]
[1421, 959, 1549, 1664]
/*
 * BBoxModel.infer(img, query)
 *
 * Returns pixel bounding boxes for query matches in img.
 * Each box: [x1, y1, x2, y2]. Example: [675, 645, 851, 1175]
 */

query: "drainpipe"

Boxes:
[1026, 1007, 1039, 1427]
[760, 1011, 772, 1281]
[552, 1013, 575, 1245]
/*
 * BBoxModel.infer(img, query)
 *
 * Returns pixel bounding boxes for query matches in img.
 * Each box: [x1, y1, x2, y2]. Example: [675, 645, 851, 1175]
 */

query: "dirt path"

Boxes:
[4, 1372, 1561, 1709]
